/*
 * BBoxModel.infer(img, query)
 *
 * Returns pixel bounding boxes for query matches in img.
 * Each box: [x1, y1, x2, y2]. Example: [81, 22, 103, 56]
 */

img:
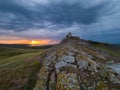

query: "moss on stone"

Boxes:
[99, 67, 109, 80]
[96, 81, 108, 90]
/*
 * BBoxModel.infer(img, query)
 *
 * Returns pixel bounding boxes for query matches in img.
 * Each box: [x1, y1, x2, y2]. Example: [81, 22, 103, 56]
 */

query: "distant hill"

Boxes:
[0, 44, 54, 49]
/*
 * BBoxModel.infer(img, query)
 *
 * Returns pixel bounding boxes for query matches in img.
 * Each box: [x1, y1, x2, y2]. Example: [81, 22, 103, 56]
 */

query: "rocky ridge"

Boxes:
[33, 34, 120, 90]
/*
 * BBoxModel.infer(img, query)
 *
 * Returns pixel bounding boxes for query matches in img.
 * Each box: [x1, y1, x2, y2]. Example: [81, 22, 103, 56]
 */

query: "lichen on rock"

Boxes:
[33, 34, 120, 90]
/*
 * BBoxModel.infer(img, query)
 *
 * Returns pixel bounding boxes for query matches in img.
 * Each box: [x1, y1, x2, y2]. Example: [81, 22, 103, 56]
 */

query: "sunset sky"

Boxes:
[0, 0, 120, 44]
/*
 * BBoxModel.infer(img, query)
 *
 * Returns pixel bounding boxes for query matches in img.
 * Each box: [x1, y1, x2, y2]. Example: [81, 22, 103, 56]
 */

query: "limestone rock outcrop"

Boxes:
[33, 34, 120, 90]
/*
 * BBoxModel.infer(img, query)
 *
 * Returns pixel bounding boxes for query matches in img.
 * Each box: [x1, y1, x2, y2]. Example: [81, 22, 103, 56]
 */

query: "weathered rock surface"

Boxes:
[33, 34, 120, 90]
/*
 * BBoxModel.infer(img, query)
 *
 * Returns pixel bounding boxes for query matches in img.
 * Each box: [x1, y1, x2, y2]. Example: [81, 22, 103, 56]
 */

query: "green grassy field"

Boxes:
[0, 46, 45, 90]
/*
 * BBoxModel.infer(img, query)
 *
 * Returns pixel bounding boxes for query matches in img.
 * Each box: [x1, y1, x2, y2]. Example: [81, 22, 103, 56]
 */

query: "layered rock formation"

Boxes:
[33, 34, 120, 90]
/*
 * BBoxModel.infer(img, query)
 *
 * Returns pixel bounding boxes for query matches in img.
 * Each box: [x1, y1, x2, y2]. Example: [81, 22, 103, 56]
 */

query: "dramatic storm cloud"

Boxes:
[0, 0, 120, 44]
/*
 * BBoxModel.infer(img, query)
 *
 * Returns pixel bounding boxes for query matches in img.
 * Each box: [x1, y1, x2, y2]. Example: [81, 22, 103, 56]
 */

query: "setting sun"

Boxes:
[29, 39, 56, 46]
[30, 40, 38, 45]
[0, 36, 59, 45]
[30, 40, 40, 46]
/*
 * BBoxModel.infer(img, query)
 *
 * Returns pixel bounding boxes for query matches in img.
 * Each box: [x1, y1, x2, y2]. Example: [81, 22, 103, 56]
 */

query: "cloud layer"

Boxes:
[0, 0, 120, 44]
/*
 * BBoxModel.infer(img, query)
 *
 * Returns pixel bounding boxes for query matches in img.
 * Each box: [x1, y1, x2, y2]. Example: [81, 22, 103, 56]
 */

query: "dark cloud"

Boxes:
[0, 0, 120, 43]
[0, 0, 108, 30]
[0, 0, 30, 16]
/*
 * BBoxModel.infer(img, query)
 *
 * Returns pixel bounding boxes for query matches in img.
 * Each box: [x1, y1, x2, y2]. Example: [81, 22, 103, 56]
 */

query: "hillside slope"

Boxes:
[88, 41, 120, 58]
[0, 47, 45, 90]
[33, 34, 120, 90]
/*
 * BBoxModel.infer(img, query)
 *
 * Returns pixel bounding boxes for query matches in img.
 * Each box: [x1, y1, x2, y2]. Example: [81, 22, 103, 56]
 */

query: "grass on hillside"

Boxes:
[91, 43, 120, 57]
[0, 47, 45, 90]
[0, 47, 42, 59]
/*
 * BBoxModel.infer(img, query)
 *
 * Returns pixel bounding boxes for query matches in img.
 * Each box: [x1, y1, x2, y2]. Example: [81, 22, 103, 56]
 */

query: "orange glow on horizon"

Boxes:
[0, 36, 59, 45]
[0, 40, 30, 44]
[0, 39, 58, 45]
[29, 40, 52, 46]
